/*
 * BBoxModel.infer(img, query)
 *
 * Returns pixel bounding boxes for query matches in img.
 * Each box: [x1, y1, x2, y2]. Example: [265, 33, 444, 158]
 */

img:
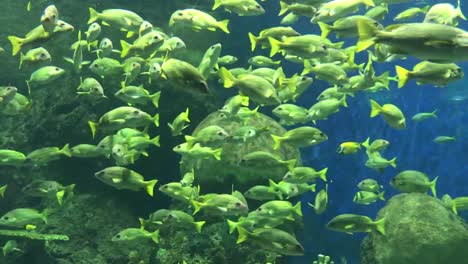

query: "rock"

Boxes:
[361, 193, 468, 264]
[180, 111, 301, 192]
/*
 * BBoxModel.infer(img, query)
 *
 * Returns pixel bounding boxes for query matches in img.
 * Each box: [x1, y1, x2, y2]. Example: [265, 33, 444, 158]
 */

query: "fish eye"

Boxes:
[319, 132, 325, 137]
[40, 53, 47, 59]
[133, 110, 139, 114]
[55, 67, 60, 71]
[99, 145, 105, 148]
[163, 185, 169, 189]
[322, 45, 327, 51]
[6, 87, 10, 90]
[115, 234, 121, 239]
[217, 131, 224, 136]
[255, 5, 261, 9]
[301, 77, 307, 81]
[257, 207, 262, 211]
[177, 12, 183, 16]
[153, 35, 160, 39]
[274, 188, 280, 192]
[3, 216, 8, 220]
[235, 202, 241, 207]
[277, 107, 282, 111]
[94, 64, 99, 68]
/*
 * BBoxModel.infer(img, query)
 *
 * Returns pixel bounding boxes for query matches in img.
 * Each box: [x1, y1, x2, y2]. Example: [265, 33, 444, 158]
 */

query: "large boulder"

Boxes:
[361, 193, 468, 264]
[180, 111, 301, 192]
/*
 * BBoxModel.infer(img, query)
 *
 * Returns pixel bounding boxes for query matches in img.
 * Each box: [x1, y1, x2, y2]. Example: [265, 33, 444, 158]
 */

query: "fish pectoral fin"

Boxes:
[272, 242, 284, 249]
[112, 178, 122, 183]
[344, 224, 355, 230]
[101, 21, 111, 27]
[217, 206, 228, 212]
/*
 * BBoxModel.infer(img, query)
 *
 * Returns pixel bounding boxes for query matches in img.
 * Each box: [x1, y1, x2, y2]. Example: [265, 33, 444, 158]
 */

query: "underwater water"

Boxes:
[0, 0, 467, 263]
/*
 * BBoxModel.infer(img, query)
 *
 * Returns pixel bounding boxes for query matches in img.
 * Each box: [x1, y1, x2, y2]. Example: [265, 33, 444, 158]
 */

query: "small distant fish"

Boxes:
[411, 110, 437, 122]
[433, 136, 456, 144]
[327, 214, 385, 235]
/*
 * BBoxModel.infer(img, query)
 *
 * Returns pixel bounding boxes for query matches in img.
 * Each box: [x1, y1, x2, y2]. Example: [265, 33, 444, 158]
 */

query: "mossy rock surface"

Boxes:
[361, 193, 468, 264]
[180, 111, 301, 192]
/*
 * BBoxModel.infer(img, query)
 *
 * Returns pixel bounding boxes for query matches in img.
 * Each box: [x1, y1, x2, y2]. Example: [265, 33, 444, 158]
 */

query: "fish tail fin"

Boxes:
[151, 136, 160, 147]
[153, 113, 159, 127]
[395, 65, 410, 88]
[456, 0, 466, 20]
[279, 1, 289, 16]
[150, 229, 160, 244]
[41, 208, 50, 224]
[340, 95, 348, 108]
[194, 221, 205, 233]
[286, 159, 296, 171]
[56, 190, 65, 206]
[374, 217, 385, 236]
[212, 148, 222, 160]
[88, 121, 99, 139]
[8, 36, 24, 56]
[248, 32, 258, 52]
[318, 22, 332, 38]
[356, 19, 378, 52]
[431, 109, 438, 118]
[377, 71, 390, 89]
[212, 0, 222, 10]
[219, 67, 237, 88]
[301, 59, 313, 75]
[218, 20, 230, 34]
[310, 184, 317, 193]
[369, 99, 382, 118]
[183, 107, 190, 122]
[294, 201, 302, 217]
[0, 185, 7, 198]
[88, 7, 99, 24]
[61, 144, 72, 157]
[271, 134, 283, 150]
[379, 191, 385, 201]
[120, 40, 131, 58]
[146, 179, 158, 197]
[362, 137, 370, 148]
[150, 91, 161, 108]
[268, 37, 282, 57]
[430, 176, 439, 198]
[319, 167, 328, 182]
[236, 227, 250, 244]
[64, 184, 76, 199]
[191, 200, 203, 215]
[389, 157, 397, 168]
[226, 219, 238, 234]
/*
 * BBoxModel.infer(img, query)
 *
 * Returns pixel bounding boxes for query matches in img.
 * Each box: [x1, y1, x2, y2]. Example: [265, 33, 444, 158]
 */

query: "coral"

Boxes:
[361, 193, 468, 264]
[0, 230, 69, 241]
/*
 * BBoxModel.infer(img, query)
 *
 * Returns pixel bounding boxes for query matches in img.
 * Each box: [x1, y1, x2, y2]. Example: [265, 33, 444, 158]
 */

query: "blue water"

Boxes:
[214, 0, 468, 262]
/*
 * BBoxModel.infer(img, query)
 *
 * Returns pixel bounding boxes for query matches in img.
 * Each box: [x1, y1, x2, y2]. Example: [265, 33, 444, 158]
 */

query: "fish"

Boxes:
[390, 170, 438, 197]
[19, 47, 51, 69]
[112, 228, 159, 244]
[271, 126, 328, 150]
[169, 9, 230, 33]
[165, 210, 206, 233]
[358, 179, 382, 192]
[423, 0, 466, 26]
[198, 43, 222, 79]
[161, 58, 209, 95]
[0, 208, 49, 228]
[115, 83, 160, 108]
[8, 20, 74, 56]
[159, 182, 199, 203]
[70, 144, 105, 158]
[120, 31, 164, 58]
[89, 58, 123, 79]
[88, 106, 159, 138]
[395, 62, 463, 88]
[308, 185, 328, 214]
[255, 200, 302, 220]
[353, 191, 385, 205]
[76, 77, 106, 98]
[411, 110, 438, 122]
[337, 142, 361, 155]
[307, 96, 348, 122]
[361, 137, 389, 153]
[369, 99, 406, 129]
[88, 8, 144, 38]
[192, 193, 248, 216]
[283, 166, 328, 183]
[168, 108, 190, 136]
[218, 55, 238, 66]
[236, 227, 304, 256]
[244, 185, 281, 201]
[180, 170, 195, 187]
[40, 5, 59, 33]
[0, 86, 17, 107]
[94, 167, 157, 196]
[25, 144, 71, 166]
[184, 125, 230, 146]
[22, 180, 75, 205]
[64, 31, 90, 73]
[394, 6, 430, 21]
[312, 0, 376, 23]
[248, 26, 300, 51]
[174, 143, 222, 161]
[433, 136, 456, 144]
[213, 0, 265, 16]
[241, 151, 296, 171]
[26, 66, 66, 94]
[326, 214, 385, 235]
